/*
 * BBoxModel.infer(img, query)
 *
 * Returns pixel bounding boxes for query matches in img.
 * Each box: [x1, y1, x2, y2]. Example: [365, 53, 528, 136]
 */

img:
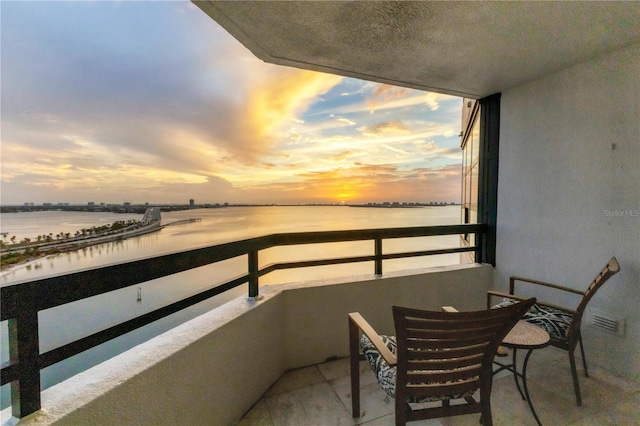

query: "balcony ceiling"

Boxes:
[194, 1, 640, 99]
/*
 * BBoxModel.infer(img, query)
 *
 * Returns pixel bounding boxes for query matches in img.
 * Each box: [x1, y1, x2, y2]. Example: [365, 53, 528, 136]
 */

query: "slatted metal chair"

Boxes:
[349, 298, 535, 426]
[487, 257, 620, 406]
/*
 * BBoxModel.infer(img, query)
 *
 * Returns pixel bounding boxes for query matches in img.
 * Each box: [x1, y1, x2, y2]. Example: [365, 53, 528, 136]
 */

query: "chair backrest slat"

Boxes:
[406, 378, 481, 399]
[408, 357, 483, 373]
[406, 343, 488, 360]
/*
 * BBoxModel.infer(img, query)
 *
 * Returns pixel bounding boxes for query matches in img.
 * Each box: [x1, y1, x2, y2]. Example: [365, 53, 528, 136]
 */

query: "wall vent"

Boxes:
[587, 308, 625, 337]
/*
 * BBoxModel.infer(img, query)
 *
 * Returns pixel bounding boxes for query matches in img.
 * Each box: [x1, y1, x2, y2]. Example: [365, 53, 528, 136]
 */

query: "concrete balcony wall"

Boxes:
[496, 43, 640, 381]
[279, 264, 493, 368]
[2, 263, 492, 425]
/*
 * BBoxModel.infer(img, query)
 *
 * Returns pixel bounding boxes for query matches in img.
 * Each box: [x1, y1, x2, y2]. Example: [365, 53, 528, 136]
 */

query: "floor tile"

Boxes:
[265, 365, 325, 396]
[265, 381, 355, 425]
[591, 390, 640, 425]
[238, 399, 274, 426]
[317, 357, 351, 381]
[334, 379, 394, 424]
[240, 355, 640, 426]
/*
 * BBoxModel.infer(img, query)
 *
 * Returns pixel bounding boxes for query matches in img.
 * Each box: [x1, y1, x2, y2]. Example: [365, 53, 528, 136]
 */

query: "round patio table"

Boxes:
[493, 320, 551, 426]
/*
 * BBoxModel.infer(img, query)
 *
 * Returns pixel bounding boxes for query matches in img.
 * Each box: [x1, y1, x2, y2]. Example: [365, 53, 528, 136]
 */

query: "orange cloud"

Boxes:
[371, 84, 411, 100]
[326, 151, 356, 162]
[232, 162, 461, 204]
[367, 84, 412, 110]
[244, 69, 343, 155]
[360, 120, 410, 137]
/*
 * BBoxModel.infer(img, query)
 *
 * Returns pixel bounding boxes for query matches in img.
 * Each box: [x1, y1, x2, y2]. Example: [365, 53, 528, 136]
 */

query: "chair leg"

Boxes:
[394, 400, 408, 425]
[569, 350, 582, 406]
[480, 401, 493, 426]
[578, 334, 589, 378]
[480, 381, 493, 426]
[349, 318, 361, 417]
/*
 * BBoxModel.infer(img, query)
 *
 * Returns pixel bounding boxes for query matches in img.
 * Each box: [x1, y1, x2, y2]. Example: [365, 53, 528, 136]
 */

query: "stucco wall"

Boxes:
[496, 43, 640, 380]
[1, 264, 492, 425]
[280, 263, 493, 367]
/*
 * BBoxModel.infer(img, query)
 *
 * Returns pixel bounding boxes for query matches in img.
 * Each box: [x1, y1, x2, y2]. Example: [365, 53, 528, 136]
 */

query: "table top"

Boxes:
[502, 320, 550, 349]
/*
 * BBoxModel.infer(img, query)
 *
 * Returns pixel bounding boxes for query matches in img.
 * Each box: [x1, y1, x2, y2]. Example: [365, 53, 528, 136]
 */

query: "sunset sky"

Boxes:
[1, 1, 462, 206]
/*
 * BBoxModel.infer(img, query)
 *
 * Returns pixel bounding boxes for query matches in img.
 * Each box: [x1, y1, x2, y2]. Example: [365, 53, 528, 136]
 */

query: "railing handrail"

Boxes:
[1, 223, 486, 418]
[1, 224, 484, 317]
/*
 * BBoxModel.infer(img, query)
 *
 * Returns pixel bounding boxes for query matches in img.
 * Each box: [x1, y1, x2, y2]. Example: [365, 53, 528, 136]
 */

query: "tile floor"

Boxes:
[239, 346, 640, 425]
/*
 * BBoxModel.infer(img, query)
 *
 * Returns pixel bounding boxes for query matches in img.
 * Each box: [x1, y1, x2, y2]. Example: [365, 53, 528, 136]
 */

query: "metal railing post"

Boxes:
[248, 250, 259, 298]
[9, 296, 41, 418]
[374, 237, 383, 276]
[475, 229, 484, 263]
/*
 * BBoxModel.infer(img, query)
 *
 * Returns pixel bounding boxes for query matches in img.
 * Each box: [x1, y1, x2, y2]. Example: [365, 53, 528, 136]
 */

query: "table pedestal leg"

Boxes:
[521, 349, 542, 426]
[512, 348, 526, 400]
[493, 348, 543, 426]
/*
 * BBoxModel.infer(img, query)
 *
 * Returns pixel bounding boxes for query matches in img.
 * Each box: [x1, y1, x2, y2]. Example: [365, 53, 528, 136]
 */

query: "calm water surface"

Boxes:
[0, 206, 461, 408]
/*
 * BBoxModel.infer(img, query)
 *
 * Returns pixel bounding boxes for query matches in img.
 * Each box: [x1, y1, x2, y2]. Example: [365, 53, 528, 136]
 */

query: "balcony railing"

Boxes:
[0, 223, 486, 418]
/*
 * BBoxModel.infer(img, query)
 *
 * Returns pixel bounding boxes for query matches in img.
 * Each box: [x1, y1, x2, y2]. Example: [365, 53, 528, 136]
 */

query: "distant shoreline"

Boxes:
[1, 202, 459, 214]
[0, 222, 162, 271]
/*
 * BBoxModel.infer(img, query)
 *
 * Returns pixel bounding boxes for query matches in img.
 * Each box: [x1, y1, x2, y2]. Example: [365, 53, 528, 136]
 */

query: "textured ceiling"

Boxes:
[195, 1, 640, 98]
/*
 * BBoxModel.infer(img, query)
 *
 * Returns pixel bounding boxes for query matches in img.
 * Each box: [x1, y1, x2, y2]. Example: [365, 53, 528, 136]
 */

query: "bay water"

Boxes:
[0, 205, 461, 408]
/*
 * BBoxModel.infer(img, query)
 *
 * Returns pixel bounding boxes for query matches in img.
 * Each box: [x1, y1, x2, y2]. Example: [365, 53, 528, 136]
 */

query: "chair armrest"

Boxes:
[348, 312, 397, 366]
[487, 290, 578, 316]
[510, 276, 585, 296]
[487, 290, 528, 308]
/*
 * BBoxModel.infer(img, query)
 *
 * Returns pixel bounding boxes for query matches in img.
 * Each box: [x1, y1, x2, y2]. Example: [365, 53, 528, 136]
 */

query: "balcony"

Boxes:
[2, 3, 638, 421]
[2, 255, 638, 425]
[2, 224, 494, 424]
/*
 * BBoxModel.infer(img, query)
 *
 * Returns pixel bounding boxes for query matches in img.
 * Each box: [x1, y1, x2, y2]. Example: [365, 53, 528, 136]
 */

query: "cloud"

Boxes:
[360, 120, 411, 137]
[1, 2, 346, 203]
[227, 161, 461, 204]
[330, 115, 357, 126]
[240, 69, 343, 159]
[382, 145, 411, 156]
[371, 84, 411, 101]
[1, 1, 463, 205]
[323, 88, 456, 116]
[325, 151, 356, 162]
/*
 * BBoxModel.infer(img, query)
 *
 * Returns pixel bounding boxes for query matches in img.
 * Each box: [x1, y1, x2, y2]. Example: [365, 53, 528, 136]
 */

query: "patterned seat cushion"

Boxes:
[493, 298, 573, 342]
[360, 334, 476, 404]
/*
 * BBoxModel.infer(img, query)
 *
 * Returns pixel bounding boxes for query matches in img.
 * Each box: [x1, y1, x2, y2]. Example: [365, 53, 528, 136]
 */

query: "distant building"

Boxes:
[189, 199, 195, 207]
